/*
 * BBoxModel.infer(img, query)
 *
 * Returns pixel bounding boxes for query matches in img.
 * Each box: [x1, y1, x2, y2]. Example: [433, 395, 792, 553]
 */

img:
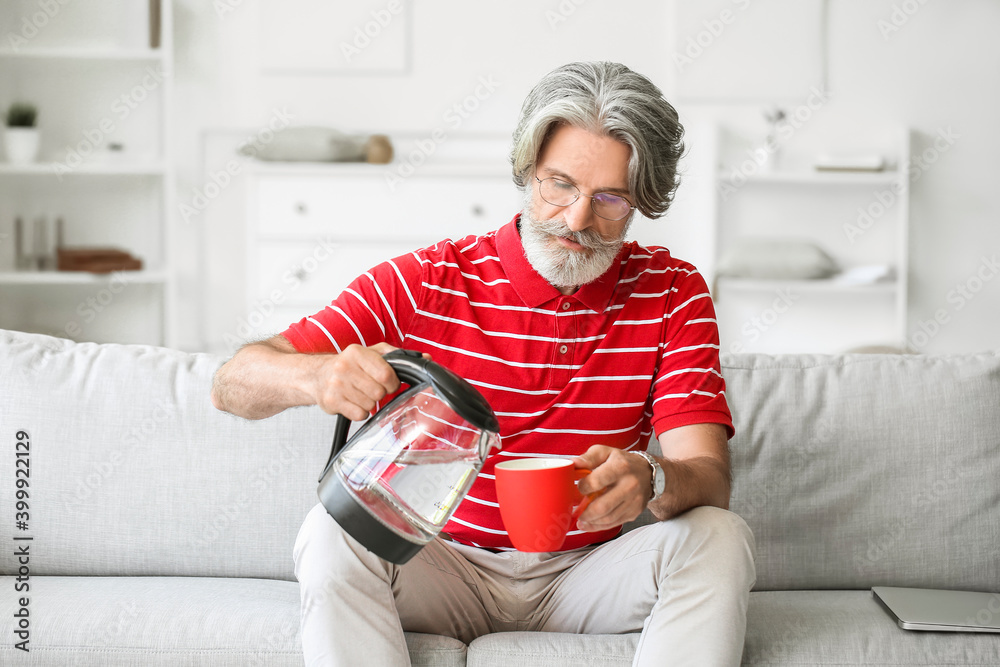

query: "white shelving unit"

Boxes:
[0, 0, 174, 346]
[239, 157, 518, 347]
[709, 125, 910, 354]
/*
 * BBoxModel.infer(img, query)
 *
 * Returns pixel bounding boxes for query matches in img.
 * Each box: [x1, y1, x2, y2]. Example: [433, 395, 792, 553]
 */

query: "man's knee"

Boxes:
[642, 506, 756, 586]
[676, 506, 756, 584]
[293, 503, 389, 585]
[683, 506, 755, 549]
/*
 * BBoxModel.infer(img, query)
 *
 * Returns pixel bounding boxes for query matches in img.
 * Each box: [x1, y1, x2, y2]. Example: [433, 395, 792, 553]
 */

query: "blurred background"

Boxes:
[0, 0, 997, 356]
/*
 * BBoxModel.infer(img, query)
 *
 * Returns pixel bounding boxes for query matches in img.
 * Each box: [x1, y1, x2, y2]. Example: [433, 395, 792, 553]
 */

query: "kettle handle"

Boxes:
[317, 349, 431, 483]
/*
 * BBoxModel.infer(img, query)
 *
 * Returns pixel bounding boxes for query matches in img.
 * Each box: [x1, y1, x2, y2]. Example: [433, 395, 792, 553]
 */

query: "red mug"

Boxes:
[494, 458, 592, 552]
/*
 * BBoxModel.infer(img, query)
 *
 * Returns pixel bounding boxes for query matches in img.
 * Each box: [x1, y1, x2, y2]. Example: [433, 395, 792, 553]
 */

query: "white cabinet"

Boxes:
[710, 126, 910, 354]
[0, 0, 175, 346]
[242, 162, 519, 342]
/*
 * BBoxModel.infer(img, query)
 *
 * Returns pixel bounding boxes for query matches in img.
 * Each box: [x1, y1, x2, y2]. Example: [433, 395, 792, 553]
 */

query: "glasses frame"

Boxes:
[534, 175, 636, 222]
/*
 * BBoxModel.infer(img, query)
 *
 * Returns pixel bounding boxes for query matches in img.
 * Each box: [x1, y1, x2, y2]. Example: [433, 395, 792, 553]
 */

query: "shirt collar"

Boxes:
[497, 213, 624, 312]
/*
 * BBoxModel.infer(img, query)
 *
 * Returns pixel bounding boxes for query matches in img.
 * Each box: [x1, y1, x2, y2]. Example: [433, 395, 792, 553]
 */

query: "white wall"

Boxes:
[171, 0, 1000, 354]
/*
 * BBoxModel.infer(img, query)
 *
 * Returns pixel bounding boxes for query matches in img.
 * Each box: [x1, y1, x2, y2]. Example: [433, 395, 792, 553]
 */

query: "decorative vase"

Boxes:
[4, 127, 40, 164]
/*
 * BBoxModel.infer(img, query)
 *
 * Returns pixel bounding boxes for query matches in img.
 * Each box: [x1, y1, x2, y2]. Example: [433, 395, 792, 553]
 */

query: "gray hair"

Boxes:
[510, 61, 685, 219]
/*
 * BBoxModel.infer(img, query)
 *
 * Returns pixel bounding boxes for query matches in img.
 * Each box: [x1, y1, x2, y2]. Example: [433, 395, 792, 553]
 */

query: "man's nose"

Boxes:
[562, 196, 595, 233]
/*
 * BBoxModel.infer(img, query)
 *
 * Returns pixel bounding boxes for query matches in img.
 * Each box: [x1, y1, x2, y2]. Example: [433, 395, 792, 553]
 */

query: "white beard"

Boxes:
[519, 196, 630, 290]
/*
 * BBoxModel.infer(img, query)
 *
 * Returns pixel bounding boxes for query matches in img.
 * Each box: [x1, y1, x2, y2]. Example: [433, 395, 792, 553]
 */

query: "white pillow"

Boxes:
[717, 238, 839, 280]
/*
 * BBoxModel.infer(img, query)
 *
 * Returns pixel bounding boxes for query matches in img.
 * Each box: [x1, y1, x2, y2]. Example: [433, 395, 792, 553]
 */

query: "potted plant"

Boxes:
[4, 102, 40, 164]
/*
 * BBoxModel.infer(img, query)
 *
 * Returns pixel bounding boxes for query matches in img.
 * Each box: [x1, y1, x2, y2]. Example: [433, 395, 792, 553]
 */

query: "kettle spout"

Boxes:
[480, 431, 501, 458]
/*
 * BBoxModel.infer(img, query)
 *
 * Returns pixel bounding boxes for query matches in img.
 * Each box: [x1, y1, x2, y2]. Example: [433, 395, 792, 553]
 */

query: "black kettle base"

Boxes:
[318, 473, 425, 565]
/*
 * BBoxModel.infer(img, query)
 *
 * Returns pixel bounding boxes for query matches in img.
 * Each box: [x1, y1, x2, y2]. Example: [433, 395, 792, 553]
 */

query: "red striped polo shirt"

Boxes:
[283, 215, 733, 551]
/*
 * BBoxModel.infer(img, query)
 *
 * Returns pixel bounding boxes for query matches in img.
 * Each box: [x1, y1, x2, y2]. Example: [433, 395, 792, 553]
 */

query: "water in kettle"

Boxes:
[336, 448, 481, 544]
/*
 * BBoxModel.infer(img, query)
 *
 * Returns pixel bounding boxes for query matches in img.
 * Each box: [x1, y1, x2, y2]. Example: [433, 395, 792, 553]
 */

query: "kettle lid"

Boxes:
[385, 350, 499, 433]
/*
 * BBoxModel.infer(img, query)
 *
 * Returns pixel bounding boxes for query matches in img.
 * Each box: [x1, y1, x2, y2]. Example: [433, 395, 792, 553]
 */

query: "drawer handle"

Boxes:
[295, 202, 308, 215]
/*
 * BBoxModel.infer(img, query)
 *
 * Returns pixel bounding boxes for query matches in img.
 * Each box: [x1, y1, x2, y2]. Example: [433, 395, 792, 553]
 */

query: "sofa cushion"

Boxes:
[743, 590, 1000, 665]
[0, 329, 332, 580]
[467, 632, 639, 666]
[0, 576, 467, 666]
[463, 591, 1000, 666]
[722, 352, 1000, 591]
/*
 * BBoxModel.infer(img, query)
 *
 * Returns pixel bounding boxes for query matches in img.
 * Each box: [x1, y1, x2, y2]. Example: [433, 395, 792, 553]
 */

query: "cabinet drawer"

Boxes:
[254, 174, 518, 240]
[254, 240, 417, 305]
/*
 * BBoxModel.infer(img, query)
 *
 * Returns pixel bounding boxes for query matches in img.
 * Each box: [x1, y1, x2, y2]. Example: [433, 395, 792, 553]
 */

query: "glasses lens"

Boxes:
[592, 193, 631, 221]
[539, 178, 579, 206]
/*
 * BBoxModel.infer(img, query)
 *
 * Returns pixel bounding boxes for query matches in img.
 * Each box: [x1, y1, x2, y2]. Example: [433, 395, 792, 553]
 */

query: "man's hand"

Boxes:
[572, 446, 652, 532]
[571, 423, 731, 531]
[210, 335, 404, 421]
[308, 343, 401, 420]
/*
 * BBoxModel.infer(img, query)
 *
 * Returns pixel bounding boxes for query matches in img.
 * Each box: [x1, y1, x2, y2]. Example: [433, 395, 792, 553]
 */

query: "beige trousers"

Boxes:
[293, 502, 756, 666]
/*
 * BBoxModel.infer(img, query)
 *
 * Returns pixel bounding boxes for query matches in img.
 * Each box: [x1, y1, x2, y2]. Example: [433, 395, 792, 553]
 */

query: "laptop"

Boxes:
[872, 586, 1000, 633]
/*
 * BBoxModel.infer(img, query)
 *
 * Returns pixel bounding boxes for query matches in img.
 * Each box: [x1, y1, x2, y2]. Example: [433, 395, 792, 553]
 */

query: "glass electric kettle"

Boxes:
[317, 349, 500, 564]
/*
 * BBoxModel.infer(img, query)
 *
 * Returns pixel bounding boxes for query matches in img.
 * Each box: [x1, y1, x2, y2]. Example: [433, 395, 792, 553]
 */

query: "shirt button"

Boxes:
[561, 302, 571, 310]
[559, 344, 568, 354]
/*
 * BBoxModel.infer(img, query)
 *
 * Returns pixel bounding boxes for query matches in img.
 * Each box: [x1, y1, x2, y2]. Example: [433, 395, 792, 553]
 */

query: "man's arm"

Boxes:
[210, 335, 401, 421]
[573, 423, 731, 532]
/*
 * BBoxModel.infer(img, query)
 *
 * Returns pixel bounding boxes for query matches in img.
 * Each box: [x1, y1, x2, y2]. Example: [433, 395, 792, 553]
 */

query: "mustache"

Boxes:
[529, 216, 625, 251]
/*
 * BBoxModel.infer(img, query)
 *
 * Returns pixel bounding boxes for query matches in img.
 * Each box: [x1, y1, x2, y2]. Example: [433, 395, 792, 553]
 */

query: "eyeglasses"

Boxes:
[534, 176, 635, 221]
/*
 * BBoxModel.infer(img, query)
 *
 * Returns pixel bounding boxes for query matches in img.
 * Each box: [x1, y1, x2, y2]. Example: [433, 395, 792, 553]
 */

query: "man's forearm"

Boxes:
[211, 339, 320, 420]
[647, 454, 731, 522]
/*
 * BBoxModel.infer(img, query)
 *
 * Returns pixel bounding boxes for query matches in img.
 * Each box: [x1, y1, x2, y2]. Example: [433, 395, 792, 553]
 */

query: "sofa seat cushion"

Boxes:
[467, 632, 639, 666]
[744, 590, 1000, 665]
[0, 576, 467, 666]
[464, 590, 1000, 666]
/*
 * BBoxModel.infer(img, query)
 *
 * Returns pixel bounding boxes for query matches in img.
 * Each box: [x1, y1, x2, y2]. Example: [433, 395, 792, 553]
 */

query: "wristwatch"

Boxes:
[633, 450, 666, 502]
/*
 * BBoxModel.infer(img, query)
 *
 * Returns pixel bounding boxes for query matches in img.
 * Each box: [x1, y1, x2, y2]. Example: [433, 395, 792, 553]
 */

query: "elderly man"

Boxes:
[212, 61, 755, 666]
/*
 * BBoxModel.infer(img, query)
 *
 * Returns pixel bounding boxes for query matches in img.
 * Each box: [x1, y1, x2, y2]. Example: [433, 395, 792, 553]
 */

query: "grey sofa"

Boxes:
[1, 327, 998, 666]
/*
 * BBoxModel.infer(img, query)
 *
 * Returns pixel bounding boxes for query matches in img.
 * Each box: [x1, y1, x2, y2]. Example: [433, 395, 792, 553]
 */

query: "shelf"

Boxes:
[716, 276, 898, 294]
[0, 162, 166, 176]
[0, 270, 168, 286]
[247, 160, 511, 179]
[0, 47, 164, 62]
[717, 170, 900, 186]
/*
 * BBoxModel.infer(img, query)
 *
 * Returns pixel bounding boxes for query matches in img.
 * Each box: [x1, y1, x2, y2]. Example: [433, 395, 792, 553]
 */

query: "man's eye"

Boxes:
[552, 179, 575, 190]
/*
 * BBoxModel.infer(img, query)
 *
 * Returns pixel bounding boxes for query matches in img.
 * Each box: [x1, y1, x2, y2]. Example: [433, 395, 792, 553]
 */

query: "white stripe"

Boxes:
[388, 259, 417, 311]
[667, 292, 712, 318]
[459, 237, 485, 253]
[662, 343, 720, 359]
[448, 515, 507, 535]
[653, 367, 723, 385]
[343, 288, 386, 336]
[627, 248, 672, 259]
[467, 379, 560, 395]
[407, 335, 583, 370]
[685, 318, 717, 325]
[418, 259, 511, 286]
[618, 266, 695, 284]
[629, 287, 679, 299]
[691, 389, 720, 398]
[461, 494, 499, 508]
[593, 346, 659, 354]
[305, 317, 341, 352]
[421, 283, 598, 315]
[495, 401, 646, 418]
[652, 388, 722, 405]
[505, 416, 644, 439]
[569, 375, 651, 382]
[327, 305, 367, 347]
[366, 271, 405, 341]
[613, 317, 664, 326]
[415, 310, 607, 343]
